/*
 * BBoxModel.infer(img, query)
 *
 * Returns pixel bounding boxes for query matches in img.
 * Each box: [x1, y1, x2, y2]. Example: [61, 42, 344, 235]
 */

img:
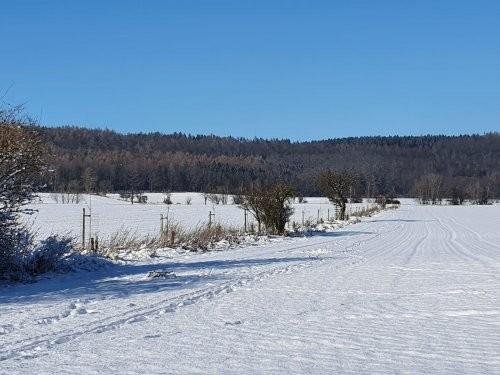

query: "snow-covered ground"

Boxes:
[2, 202, 499, 374]
[24, 193, 377, 242]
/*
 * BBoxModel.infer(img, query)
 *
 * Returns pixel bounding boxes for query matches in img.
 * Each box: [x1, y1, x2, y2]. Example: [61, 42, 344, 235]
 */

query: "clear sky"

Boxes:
[1, 0, 499, 140]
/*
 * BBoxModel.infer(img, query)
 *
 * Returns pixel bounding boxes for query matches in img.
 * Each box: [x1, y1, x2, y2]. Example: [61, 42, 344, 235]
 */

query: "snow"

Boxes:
[24, 193, 376, 242]
[2, 202, 499, 373]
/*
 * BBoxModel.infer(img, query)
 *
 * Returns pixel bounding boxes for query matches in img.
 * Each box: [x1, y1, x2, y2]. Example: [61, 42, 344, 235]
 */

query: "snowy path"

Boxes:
[1, 204, 499, 374]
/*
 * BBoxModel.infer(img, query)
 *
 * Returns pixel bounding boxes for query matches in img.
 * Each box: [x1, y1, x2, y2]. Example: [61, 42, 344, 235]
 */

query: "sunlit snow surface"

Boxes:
[23, 193, 374, 242]
[1, 201, 499, 374]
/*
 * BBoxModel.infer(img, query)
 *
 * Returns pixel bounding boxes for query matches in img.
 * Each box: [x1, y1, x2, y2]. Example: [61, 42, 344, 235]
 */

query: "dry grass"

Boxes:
[95, 221, 243, 258]
[351, 205, 382, 218]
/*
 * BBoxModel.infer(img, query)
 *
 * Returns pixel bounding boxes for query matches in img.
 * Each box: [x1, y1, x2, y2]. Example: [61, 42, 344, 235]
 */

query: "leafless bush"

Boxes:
[157, 221, 187, 247]
[97, 221, 241, 257]
[376, 195, 387, 208]
[207, 193, 221, 205]
[52, 192, 83, 204]
[296, 196, 307, 203]
[185, 196, 192, 205]
[182, 224, 240, 251]
[353, 205, 381, 218]
[98, 228, 157, 257]
[163, 192, 173, 205]
[240, 183, 295, 235]
[232, 194, 244, 205]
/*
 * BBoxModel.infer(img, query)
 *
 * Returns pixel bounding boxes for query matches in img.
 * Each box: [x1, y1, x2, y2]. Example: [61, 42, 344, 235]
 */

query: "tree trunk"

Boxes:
[339, 201, 346, 220]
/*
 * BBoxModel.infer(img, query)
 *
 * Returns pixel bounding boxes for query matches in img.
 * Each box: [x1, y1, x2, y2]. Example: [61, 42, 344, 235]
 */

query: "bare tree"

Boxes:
[317, 170, 357, 220]
[467, 180, 493, 205]
[82, 167, 97, 193]
[412, 174, 443, 205]
[448, 186, 466, 205]
[239, 186, 266, 233]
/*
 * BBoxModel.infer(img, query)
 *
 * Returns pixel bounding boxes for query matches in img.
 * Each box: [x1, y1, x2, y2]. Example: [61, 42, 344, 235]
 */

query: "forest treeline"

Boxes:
[34, 126, 500, 197]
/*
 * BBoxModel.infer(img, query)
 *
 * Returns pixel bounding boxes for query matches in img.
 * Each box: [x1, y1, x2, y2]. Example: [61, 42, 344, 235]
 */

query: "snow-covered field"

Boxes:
[2, 202, 499, 374]
[24, 193, 376, 242]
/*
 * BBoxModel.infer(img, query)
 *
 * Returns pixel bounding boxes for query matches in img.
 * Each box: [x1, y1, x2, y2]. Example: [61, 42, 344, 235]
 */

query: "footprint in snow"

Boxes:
[225, 320, 243, 326]
[0, 324, 16, 335]
[144, 334, 162, 339]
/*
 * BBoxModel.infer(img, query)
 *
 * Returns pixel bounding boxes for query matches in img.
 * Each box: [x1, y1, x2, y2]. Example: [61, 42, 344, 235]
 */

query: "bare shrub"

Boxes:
[157, 221, 186, 247]
[376, 195, 387, 208]
[296, 196, 307, 203]
[52, 192, 83, 204]
[98, 221, 241, 256]
[240, 183, 295, 235]
[385, 197, 400, 205]
[232, 194, 244, 205]
[183, 224, 240, 251]
[353, 205, 381, 218]
[207, 193, 221, 205]
[102, 228, 157, 254]
[219, 194, 228, 205]
[163, 192, 173, 205]
[185, 196, 192, 205]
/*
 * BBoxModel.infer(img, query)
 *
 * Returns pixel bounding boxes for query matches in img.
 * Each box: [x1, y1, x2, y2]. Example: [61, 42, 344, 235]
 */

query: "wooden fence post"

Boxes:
[82, 208, 91, 250]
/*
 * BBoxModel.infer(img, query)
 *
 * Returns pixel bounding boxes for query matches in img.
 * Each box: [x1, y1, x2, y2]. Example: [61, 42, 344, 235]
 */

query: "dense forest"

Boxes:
[35, 126, 500, 197]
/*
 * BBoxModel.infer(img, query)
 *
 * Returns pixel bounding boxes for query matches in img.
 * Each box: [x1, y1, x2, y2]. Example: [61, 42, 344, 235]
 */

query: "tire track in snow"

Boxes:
[446, 213, 500, 261]
[434, 211, 498, 272]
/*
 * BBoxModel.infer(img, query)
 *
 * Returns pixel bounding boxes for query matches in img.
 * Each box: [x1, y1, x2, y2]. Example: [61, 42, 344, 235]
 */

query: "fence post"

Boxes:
[170, 231, 175, 246]
[82, 208, 86, 249]
[327, 209, 330, 221]
[244, 209, 247, 232]
[160, 214, 164, 235]
[82, 208, 91, 250]
[317, 209, 320, 224]
[302, 210, 305, 227]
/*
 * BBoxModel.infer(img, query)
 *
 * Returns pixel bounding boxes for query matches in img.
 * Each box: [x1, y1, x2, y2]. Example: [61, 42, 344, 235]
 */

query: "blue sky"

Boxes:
[1, 0, 499, 140]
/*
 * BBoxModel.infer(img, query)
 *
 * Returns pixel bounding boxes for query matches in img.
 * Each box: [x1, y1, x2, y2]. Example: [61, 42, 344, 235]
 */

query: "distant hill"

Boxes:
[35, 126, 500, 197]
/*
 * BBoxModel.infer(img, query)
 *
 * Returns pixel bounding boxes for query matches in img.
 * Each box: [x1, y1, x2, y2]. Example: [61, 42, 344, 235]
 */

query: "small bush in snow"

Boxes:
[24, 236, 74, 276]
[163, 192, 173, 205]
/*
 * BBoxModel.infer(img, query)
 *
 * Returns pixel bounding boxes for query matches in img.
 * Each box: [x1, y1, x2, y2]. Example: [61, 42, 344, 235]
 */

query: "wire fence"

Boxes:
[25, 194, 379, 248]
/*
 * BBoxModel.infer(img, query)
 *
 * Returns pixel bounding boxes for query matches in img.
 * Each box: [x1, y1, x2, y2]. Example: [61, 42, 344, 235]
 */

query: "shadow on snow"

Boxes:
[0, 230, 370, 304]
